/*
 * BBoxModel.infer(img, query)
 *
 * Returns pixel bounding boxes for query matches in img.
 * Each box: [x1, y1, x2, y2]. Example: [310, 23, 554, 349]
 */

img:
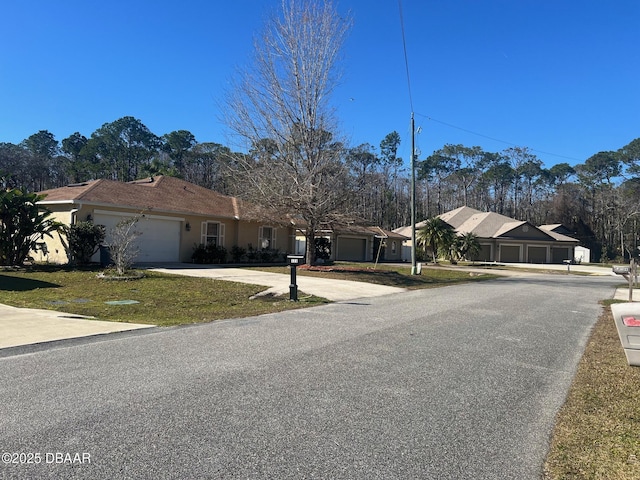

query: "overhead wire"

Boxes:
[397, 0, 414, 112]
[415, 113, 583, 162]
[396, 2, 581, 164]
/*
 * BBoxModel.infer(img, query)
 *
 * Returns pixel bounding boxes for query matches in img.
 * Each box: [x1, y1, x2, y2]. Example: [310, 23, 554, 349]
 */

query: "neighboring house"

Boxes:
[394, 206, 579, 264]
[34, 176, 296, 264]
[539, 224, 591, 263]
[293, 224, 408, 262]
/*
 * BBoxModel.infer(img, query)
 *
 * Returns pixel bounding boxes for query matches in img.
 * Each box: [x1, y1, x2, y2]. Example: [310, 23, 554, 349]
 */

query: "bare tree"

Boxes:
[108, 217, 141, 275]
[224, 0, 352, 264]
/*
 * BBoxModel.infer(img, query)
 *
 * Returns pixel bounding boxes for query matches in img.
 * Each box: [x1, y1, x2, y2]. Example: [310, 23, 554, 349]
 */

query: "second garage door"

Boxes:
[499, 245, 521, 263]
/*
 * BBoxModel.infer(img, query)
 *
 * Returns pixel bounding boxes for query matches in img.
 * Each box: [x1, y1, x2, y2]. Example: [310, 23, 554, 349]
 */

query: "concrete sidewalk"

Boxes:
[0, 304, 153, 350]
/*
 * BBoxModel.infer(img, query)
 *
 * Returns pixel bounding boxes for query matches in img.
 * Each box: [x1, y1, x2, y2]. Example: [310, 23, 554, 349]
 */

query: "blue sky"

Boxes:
[1, 1, 638, 168]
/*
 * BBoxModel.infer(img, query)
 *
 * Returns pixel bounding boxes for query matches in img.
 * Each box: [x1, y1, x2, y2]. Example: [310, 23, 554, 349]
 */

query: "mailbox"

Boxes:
[286, 255, 305, 301]
[287, 255, 306, 266]
[611, 303, 640, 366]
[613, 266, 631, 275]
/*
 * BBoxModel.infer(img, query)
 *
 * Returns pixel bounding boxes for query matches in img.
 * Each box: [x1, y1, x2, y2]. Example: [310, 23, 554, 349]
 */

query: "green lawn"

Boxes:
[0, 263, 495, 327]
[0, 267, 327, 327]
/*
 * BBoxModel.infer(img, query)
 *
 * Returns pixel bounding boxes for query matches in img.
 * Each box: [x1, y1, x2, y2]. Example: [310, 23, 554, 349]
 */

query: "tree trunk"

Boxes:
[305, 226, 317, 266]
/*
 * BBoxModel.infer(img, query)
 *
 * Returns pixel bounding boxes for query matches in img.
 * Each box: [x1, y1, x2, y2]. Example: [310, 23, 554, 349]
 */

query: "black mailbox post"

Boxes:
[287, 255, 306, 301]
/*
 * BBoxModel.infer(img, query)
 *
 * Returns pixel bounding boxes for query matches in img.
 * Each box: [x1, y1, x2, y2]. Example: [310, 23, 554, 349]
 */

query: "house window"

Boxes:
[259, 226, 276, 249]
[201, 221, 225, 246]
[391, 241, 397, 255]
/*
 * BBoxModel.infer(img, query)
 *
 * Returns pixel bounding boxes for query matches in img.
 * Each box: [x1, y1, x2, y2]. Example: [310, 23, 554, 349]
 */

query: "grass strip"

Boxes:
[544, 301, 640, 479]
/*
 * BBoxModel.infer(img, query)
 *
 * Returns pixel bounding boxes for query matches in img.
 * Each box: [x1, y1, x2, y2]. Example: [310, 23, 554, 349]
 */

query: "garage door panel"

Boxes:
[337, 238, 366, 261]
[552, 247, 570, 264]
[476, 244, 492, 262]
[93, 213, 180, 263]
[528, 246, 547, 263]
[500, 245, 520, 263]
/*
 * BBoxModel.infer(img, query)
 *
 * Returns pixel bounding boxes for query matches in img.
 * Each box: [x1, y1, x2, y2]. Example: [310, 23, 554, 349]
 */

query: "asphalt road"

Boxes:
[0, 273, 619, 479]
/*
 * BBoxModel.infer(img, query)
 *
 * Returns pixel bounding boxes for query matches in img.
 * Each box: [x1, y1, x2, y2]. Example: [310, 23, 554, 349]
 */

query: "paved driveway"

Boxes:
[149, 264, 406, 301]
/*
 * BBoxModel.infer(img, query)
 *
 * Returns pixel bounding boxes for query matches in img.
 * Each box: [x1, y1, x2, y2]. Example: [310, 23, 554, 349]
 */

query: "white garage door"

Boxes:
[93, 212, 181, 263]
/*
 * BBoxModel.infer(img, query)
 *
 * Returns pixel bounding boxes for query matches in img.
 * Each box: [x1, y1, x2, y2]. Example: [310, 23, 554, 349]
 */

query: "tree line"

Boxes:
[1, 116, 639, 263]
[4, 0, 639, 265]
[0, 117, 237, 195]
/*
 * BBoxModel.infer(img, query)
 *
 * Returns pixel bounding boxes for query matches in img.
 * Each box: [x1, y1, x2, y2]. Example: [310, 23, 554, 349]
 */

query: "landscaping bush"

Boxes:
[231, 245, 246, 263]
[68, 221, 105, 265]
[314, 237, 331, 261]
[192, 243, 227, 264]
[245, 245, 283, 263]
[193, 243, 284, 264]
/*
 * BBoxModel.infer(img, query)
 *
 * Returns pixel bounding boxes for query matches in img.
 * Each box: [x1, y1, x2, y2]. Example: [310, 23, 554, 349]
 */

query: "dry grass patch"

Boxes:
[544, 301, 640, 479]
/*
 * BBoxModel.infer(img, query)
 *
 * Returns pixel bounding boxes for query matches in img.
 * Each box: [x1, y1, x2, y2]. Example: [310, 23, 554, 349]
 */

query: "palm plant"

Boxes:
[452, 232, 481, 263]
[416, 217, 455, 263]
[0, 188, 62, 265]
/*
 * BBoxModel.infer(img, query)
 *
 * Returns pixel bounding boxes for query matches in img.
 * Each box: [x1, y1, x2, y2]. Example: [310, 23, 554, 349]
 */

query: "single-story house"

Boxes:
[394, 206, 580, 264]
[35, 175, 403, 265]
[35, 175, 296, 264]
[293, 224, 408, 262]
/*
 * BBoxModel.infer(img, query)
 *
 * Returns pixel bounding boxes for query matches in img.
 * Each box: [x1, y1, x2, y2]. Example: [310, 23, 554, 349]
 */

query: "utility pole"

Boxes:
[410, 112, 417, 275]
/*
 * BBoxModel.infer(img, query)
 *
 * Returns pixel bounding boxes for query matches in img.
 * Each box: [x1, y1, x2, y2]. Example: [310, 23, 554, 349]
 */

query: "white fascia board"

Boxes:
[36, 200, 76, 205]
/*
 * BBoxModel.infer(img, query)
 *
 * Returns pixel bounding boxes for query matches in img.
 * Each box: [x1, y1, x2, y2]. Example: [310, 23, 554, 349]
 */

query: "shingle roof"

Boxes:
[539, 224, 563, 231]
[394, 206, 578, 243]
[392, 221, 427, 238]
[438, 206, 481, 228]
[38, 176, 244, 219]
[368, 226, 409, 240]
[537, 229, 579, 243]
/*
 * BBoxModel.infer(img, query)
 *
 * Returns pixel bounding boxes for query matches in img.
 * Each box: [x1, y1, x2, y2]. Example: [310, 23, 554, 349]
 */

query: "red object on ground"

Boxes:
[622, 316, 640, 327]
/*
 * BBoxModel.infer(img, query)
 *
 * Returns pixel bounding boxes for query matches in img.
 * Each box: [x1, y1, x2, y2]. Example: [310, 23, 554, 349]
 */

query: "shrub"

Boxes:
[192, 243, 227, 264]
[314, 237, 331, 260]
[68, 221, 105, 265]
[231, 245, 246, 263]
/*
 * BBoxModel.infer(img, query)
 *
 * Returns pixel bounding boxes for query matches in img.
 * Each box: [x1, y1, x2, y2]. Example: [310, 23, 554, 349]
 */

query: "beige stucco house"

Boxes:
[292, 224, 408, 262]
[35, 176, 296, 264]
[35, 175, 404, 265]
[394, 206, 579, 264]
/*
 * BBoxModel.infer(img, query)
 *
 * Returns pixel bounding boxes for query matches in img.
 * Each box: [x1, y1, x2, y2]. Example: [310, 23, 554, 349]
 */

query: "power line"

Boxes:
[397, 0, 413, 112]
[415, 113, 583, 163]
